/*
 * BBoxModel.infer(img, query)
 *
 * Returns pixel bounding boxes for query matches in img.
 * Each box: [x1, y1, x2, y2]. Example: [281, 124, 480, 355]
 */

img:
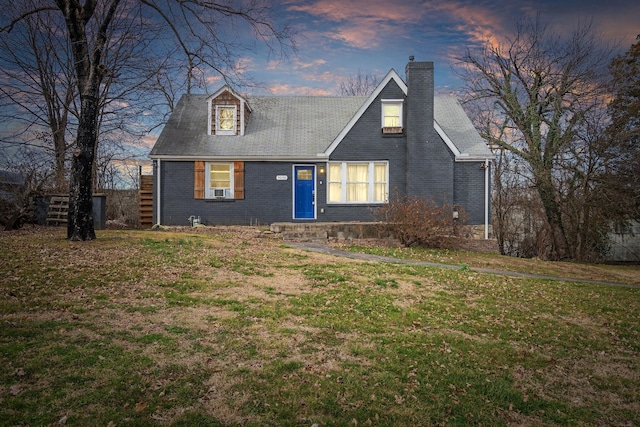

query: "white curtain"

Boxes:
[328, 163, 342, 202]
[374, 163, 387, 202]
[210, 163, 230, 188]
[347, 164, 368, 202]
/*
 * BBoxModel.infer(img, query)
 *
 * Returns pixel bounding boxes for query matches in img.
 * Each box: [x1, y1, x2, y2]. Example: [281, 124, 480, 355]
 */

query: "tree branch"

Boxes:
[0, 6, 58, 32]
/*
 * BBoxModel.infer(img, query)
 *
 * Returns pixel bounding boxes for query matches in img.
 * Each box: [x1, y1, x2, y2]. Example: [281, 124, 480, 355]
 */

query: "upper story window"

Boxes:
[208, 86, 250, 136]
[216, 106, 237, 135]
[381, 100, 403, 134]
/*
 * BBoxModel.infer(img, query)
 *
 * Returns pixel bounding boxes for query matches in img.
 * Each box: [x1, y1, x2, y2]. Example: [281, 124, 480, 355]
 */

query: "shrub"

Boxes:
[375, 195, 467, 248]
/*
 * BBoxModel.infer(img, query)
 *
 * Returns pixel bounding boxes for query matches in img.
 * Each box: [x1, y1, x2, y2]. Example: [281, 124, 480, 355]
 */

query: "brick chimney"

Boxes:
[405, 59, 453, 201]
[406, 60, 434, 141]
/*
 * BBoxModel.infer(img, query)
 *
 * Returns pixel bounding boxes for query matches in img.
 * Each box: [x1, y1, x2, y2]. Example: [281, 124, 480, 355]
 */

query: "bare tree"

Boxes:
[604, 35, 640, 221]
[1, 0, 294, 240]
[340, 69, 379, 96]
[0, 0, 167, 197]
[0, 3, 76, 191]
[458, 18, 614, 260]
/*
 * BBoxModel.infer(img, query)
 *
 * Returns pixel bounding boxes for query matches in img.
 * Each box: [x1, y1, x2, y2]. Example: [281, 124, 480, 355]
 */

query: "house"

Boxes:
[149, 59, 494, 237]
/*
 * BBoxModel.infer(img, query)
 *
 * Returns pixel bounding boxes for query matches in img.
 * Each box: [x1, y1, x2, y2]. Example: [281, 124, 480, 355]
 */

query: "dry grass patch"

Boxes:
[334, 240, 640, 286]
[1, 226, 639, 426]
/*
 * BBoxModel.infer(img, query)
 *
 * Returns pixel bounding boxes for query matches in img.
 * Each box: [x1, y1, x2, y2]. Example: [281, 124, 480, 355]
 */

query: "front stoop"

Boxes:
[270, 222, 499, 252]
[270, 222, 386, 241]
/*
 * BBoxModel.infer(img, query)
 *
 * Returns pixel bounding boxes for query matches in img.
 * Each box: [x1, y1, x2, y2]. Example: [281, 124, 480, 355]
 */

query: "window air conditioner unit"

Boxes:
[213, 188, 226, 198]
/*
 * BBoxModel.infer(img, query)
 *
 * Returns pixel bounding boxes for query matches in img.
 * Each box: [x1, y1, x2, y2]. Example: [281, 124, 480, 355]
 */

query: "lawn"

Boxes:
[1, 226, 638, 426]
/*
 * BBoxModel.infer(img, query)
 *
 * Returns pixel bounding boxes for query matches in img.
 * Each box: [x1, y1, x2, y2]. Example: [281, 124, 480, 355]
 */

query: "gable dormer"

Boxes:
[207, 85, 251, 136]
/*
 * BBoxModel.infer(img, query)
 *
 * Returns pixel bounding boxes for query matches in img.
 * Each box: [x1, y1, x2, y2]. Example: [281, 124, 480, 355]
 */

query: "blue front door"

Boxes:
[294, 166, 315, 219]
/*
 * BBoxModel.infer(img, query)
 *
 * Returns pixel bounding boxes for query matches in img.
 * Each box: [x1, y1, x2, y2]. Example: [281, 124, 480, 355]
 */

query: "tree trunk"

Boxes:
[493, 171, 506, 255]
[534, 168, 570, 260]
[57, 0, 116, 241]
[67, 95, 98, 241]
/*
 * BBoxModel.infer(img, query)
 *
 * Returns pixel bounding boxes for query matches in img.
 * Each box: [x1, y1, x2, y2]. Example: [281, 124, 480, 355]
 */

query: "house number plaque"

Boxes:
[276, 175, 288, 181]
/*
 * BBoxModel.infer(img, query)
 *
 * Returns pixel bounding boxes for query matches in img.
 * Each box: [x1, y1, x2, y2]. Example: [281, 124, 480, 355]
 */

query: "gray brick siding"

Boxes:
[156, 161, 300, 226]
[453, 161, 490, 225]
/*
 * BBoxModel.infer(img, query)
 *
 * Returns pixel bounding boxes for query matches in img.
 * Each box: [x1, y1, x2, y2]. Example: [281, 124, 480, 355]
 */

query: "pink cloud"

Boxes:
[285, 0, 520, 51]
[294, 58, 327, 69]
[329, 20, 390, 49]
[266, 60, 281, 70]
[287, 0, 427, 48]
[204, 74, 223, 85]
[429, 2, 511, 49]
[234, 57, 255, 74]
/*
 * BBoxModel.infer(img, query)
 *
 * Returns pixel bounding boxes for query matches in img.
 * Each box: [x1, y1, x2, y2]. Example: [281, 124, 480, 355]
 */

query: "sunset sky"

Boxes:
[239, 0, 640, 96]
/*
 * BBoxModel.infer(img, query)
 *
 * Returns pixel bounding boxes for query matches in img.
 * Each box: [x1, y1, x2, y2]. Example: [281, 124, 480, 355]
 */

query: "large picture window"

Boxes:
[327, 162, 388, 204]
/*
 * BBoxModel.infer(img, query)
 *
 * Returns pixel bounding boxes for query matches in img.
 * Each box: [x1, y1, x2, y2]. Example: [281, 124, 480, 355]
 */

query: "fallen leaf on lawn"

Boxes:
[135, 401, 147, 413]
[10, 384, 22, 395]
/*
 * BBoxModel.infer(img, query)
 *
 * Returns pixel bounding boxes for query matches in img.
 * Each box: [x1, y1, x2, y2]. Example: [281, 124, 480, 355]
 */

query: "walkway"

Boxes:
[286, 241, 638, 289]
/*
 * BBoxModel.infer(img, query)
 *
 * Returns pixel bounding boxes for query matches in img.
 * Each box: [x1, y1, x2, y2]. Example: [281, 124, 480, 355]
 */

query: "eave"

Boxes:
[149, 154, 329, 162]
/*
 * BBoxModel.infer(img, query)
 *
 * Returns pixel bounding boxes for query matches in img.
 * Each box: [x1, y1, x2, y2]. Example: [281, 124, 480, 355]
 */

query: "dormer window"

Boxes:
[216, 106, 237, 135]
[381, 99, 403, 134]
[208, 86, 251, 136]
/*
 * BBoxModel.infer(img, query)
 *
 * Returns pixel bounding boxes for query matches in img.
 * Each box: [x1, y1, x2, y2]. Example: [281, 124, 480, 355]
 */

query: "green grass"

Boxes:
[0, 227, 638, 426]
[340, 243, 640, 285]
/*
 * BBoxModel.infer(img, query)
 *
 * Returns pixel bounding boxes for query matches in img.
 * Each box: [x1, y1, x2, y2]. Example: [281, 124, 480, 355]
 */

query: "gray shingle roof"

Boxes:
[150, 92, 493, 160]
[150, 94, 366, 160]
[434, 96, 493, 158]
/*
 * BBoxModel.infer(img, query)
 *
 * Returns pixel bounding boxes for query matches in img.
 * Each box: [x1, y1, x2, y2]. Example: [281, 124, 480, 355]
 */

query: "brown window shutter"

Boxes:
[194, 161, 205, 199]
[234, 161, 245, 199]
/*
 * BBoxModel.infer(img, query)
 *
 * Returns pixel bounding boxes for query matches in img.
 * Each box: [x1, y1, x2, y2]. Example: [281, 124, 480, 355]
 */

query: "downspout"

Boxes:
[156, 159, 161, 225]
[484, 158, 489, 240]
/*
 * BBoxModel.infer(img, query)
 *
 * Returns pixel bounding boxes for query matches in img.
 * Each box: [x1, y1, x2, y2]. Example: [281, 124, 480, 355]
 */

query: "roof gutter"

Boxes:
[156, 159, 161, 226]
[149, 155, 329, 162]
[484, 158, 490, 239]
[454, 154, 494, 162]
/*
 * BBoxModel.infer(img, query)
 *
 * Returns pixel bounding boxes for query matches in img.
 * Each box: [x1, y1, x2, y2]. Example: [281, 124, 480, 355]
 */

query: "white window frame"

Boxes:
[216, 105, 237, 135]
[381, 99, 403, 129]
[205, 162, 234, 199]
[327, 161, 389, 204]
